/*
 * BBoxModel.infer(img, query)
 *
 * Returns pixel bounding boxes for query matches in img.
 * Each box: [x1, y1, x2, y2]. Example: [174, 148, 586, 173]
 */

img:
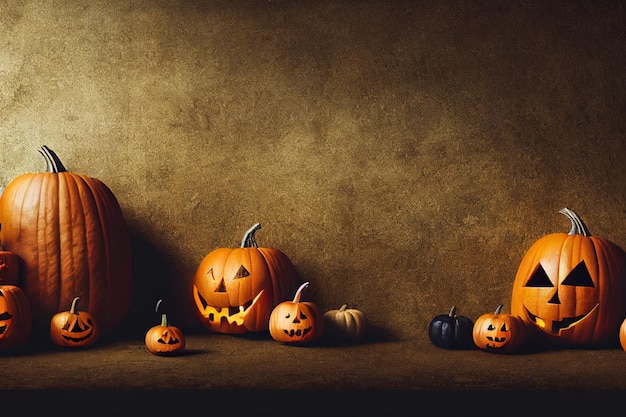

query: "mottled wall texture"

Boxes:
[1, 0, 625, 340]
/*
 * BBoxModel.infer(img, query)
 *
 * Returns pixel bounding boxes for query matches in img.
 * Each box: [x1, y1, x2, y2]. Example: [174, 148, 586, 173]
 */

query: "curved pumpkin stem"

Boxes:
[449, 306, 457, 317]
[155, 299, 169, 326]
[241, 223, 261, 248]
[339, 304, 348, 312]
[293, 281, 309, 303]
[69, 297, 81, 314]
[39, 145, 67, 173]
[559, 208, 591, 237]
[495, 304, 504, 314]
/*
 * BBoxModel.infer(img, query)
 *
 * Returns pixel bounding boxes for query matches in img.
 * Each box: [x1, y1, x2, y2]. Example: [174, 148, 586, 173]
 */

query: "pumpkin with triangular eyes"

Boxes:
[473, 304, 526, 353]
[192, 223, 299, 334]
[510, 208, 626, 347]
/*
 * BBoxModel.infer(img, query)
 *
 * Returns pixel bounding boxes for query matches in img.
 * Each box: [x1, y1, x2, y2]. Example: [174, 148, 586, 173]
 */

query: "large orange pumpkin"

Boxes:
[510, 208, 626, 347]
[0, 146, 132, 337]
[192, 223, 299, 334]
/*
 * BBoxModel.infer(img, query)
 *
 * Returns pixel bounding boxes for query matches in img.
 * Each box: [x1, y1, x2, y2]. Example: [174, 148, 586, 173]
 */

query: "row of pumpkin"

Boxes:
[0, 276, 368, 355]
[2, 146, 626, 355]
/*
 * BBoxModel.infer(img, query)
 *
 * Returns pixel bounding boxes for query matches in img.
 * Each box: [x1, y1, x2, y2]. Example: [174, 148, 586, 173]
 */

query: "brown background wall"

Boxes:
[1, 0, 625, 340]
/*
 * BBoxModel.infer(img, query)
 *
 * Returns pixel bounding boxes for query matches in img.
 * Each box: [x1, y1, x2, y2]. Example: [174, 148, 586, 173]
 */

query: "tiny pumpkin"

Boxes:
[428, 306, 475, 350]
[145, 299, 185, 356]
[0, 246, 19, 286]
[473, 304, 526, 353]
[323, 304, 369, 343]
[0, 285, 32, 352]
[269, 281, 323, 345]
[50, 296, 99, 348]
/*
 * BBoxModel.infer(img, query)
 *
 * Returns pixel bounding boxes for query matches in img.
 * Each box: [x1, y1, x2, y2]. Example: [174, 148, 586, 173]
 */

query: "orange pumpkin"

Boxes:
[145, 299, 185, 356]
[0, 146, 132, 337]
[192, 223, 299, 334]
[269, 281, 323, 345]
[473, 304, 526, 353]
[510, 208, 626, 347]
[0, 285, 32, 352]
[0, 246, 19, 286]
[50, 297, 99, 348]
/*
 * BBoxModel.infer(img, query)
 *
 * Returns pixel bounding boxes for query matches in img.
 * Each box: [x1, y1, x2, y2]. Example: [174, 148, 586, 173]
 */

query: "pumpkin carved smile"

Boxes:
[192, 224, 299, 334]
[523, 304, 598, 335]
[193, 286, 264, 328]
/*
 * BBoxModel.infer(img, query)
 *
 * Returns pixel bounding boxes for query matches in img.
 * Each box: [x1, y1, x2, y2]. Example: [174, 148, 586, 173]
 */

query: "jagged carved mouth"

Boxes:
[61, 322, 94, 342]
[193, 287, 264, 327]
[524, 304, 598, 334]
[282, 327, 313, 338]
[0, 324, 6, 335]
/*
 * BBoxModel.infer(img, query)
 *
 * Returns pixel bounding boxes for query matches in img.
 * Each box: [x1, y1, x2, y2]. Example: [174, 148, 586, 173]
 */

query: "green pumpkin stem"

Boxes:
[39, 145, 67, 173]
[495, 304, 504, 314]
[241, 223, 261, 248]
[293, 281, 309, 303]
[559, 207, 591, 237]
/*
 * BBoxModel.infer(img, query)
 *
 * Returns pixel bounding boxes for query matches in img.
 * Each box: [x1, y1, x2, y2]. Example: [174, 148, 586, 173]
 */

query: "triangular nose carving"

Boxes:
[548, 290, 560, 304]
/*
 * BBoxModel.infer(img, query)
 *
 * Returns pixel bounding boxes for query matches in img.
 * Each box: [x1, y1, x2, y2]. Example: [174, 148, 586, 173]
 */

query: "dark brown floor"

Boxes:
[2, 331, 626, 416]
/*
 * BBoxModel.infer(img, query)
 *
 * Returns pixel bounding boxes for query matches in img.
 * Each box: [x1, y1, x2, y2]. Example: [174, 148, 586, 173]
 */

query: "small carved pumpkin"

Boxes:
[473, 304, 526, 353]
[192, 223, 299, 334]
[0, 285, 32, 352]
[269, 281, 323, 345]
[323, 304, 369, 343]
[510, 208, 626, 347]
[145, 299, 185, 356]
[50, 297, 99, 348]
[0, 246, 19, 286]
[428, 306, 476, 350]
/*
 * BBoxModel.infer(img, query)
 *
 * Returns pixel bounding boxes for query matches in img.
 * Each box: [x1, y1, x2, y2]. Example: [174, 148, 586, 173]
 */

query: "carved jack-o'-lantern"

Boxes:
[0, 285, 32, 352]
[510, 208, 626, 347]
[145, 299, 185, 356]
[473, 304, 526, 353]
[192, 223, 299, 334]
[269, 281, 323, 345]
[50, 297, 98, 348]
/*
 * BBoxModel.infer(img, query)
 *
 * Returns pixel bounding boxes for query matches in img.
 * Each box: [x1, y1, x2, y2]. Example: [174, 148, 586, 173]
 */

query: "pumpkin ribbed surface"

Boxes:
[0, 147, 132, 337]
[510, 208, 626, 347]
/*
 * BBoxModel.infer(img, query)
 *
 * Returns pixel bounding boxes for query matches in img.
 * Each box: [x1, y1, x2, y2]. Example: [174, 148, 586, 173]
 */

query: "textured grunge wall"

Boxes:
[1, 0, 625, 340]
